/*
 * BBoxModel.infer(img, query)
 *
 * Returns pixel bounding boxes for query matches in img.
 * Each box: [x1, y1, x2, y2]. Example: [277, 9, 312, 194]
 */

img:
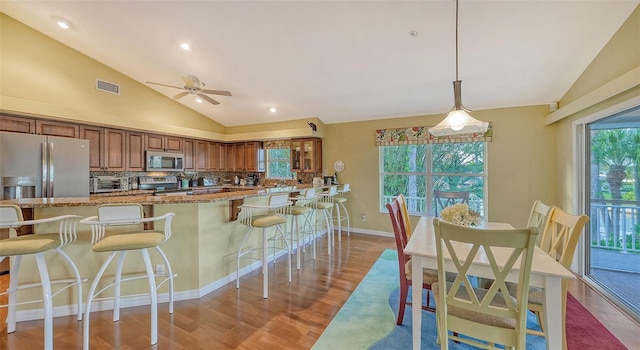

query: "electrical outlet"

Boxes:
[156, 264, 165, 275]
[361, 214, 367, 222]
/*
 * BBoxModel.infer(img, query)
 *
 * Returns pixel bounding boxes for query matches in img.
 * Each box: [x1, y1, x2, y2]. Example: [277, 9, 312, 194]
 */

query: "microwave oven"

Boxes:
[146, 151, 185, 172]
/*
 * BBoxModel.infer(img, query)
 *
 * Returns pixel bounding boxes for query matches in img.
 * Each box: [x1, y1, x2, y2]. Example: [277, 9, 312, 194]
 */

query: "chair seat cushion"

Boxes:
[333, 197, 347, 204]
[0, 237, 59, 256]
[92, 230, 165, 252]
[433, 281, 517, 329]
[290, 206, 313, 216]
[251, 215, 287, 228]
[307, 202, 334, 209]
[405, 259, 439, 285]
[506, 281, 542, 305]
[10, 233, 62, 243]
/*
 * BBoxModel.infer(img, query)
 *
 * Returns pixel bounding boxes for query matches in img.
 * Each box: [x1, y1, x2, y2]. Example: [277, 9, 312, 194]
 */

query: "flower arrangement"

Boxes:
[440, 203, 480, 226]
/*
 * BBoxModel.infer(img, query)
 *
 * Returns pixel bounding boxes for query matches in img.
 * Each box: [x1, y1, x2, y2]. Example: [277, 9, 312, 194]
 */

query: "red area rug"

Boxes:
[566, 293, 627, 350]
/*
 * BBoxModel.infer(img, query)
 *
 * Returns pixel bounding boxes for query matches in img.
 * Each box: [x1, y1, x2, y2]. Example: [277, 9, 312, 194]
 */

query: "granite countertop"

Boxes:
[0, 184, 320, 208]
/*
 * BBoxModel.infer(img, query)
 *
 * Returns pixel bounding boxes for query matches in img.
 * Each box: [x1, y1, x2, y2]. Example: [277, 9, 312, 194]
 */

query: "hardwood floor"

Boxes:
[1, 233, 639, 349]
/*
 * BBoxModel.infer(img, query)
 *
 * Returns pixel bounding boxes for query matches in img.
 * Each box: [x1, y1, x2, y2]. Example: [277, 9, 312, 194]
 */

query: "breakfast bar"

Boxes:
[0, 184, 325, 318]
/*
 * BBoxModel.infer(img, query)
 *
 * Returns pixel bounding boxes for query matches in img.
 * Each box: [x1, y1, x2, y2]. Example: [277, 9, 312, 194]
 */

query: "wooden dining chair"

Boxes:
[397, 194, 413, 238]
[432, 219, 538, 349]
[527, 200, 554, 247]
[433, 190, 470, 217]
[522, 206, 589, 336]
[386, 197, 438, 325]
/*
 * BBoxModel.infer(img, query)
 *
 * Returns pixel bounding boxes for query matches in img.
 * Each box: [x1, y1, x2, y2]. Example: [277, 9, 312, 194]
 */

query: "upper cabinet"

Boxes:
[80, 126, 126, 171]
[291, 138, 322, 172]
[36, 120, 79, 138]
[145, 134, 183, 153]
[126, 131, 145, 171]
[244, 141, 264, 172]
[0, 115, 35, 134]
[183, 139, 196, 171]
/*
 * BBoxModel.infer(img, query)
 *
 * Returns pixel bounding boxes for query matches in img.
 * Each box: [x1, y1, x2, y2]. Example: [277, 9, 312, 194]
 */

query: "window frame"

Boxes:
[379, 142, 487, 217]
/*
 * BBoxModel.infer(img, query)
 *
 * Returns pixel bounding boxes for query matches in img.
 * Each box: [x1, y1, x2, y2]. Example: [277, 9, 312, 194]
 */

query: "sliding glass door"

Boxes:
[585, 105, 640, 321]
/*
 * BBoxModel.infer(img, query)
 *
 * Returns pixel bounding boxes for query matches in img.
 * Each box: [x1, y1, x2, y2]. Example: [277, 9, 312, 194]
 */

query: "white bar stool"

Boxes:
[285, 188, 317, 269]
[0, 204, 84, 350]
[236, 193, 292, 298]
[333, 184, 351, 241]
[307, 185, 337, 255]
[80, 204, 175, 349]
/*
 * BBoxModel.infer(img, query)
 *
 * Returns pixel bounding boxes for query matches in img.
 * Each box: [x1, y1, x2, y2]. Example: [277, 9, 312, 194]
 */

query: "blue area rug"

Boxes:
[313, 249, 546, 349]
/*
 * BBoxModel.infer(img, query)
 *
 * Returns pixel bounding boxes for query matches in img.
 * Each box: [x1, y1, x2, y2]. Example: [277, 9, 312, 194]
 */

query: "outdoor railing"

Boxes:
[382, 195, 484, 217]
[590, 199, 640, 254]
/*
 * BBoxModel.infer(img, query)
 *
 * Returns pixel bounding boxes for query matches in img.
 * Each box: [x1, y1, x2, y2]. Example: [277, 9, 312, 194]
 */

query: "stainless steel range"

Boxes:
[138, 175, 182, 195]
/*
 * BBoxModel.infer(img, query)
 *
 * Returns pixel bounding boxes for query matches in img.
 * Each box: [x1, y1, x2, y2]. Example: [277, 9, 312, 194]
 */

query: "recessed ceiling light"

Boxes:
[269, 107, 277, 113]
[180, 42, 191, 51]
[53, 16, 73, 30]
[196, 98, 203, 103]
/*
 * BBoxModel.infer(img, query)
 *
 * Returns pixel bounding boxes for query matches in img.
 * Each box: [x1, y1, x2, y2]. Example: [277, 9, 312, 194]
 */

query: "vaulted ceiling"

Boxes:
[1, 1, 637, 127]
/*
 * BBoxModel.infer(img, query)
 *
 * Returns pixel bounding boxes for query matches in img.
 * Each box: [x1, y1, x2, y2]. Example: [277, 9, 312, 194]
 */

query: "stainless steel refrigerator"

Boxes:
[0, 131, 90, 200]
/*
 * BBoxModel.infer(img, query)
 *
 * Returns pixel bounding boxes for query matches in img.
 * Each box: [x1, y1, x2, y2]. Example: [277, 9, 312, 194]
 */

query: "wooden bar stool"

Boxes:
[333, 184, 351, 241]
[0, 204, 83, 350]
[236, 193, 292, 298]
[80, 204, 175, 349]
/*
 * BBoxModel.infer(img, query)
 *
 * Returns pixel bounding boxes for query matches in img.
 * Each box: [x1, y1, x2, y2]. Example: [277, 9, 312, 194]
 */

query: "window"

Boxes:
[380, 142, 486, 216]
[266, 148, 293, 179]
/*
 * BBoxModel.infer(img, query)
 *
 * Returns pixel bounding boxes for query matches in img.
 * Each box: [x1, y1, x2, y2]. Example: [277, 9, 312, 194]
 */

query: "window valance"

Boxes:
[375, 123, 492, 146]
[263, 140, 292, 149]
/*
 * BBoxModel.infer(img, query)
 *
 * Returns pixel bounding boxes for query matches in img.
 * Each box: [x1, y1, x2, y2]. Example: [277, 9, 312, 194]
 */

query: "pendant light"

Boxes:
[429, 0, 489, 137]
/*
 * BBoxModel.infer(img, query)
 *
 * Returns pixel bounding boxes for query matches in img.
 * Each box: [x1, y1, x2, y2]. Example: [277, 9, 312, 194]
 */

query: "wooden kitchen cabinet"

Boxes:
[244, 141, 264, 172]
[195, 140, 209, 171]
[208, 142, 222, 171]
[145, 133, 183, 153]
[0, 114, 35, 134]
[234, 143, 246, 171]
[126, 131, 145, 171]
[79, 126, 126, 171]
[183, 139, 196, 171]
[36, 119, 79, 138]
[291, 138, 322, 172]
[220, 144, 231, 171]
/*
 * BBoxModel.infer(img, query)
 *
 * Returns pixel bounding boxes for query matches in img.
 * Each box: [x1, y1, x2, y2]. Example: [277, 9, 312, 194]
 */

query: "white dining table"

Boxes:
[404, 216, 575, 350]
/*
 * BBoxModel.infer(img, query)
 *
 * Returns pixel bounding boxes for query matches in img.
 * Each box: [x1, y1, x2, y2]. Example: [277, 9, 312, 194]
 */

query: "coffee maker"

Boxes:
[246, 173, 259, 186]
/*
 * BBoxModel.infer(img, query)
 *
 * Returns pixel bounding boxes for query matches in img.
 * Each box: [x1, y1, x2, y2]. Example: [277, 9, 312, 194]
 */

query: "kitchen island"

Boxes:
[0, 184, 327, 320]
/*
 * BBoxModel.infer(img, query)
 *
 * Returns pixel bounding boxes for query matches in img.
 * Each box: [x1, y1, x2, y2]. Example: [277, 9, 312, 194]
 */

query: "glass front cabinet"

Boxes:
[291, 138, 322, 173]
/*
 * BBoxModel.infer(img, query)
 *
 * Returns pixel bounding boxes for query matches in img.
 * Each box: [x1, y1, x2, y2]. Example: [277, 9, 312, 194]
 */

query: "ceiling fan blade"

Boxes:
[173, 91, 189, 100]
[201, 89, 232, 96]
[197, 93, 220, 105]
[182, 75, 199, 88]
[146, 81, 183, 89]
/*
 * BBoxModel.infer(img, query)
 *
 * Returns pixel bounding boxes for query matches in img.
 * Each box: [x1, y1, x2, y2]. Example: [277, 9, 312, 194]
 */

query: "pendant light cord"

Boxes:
[455, 0, 459, 81]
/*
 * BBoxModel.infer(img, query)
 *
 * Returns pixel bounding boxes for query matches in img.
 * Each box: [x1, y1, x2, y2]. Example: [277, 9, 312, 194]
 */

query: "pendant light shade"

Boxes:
[429, 81, 489, 137]
[428, 0, 489, 137]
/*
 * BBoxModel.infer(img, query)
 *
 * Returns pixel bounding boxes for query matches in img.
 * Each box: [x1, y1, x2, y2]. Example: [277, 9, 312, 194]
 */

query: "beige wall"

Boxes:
[0, 13, 226, 139]
[554, 5, 640, 212]
[323, 104, 557, 232]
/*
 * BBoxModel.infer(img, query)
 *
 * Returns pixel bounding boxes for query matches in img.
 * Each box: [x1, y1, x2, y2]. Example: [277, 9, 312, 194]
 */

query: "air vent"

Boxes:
[96, 79, 120, 95]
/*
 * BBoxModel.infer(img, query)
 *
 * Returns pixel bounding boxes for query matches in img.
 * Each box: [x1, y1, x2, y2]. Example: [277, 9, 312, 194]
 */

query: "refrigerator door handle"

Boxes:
[41, 142, 49, 197]
[48, 141, 55, 197]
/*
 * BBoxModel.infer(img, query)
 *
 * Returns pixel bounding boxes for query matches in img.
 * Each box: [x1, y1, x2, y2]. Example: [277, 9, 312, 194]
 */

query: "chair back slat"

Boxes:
[434, 190, 470, 216]
[0, 205, 23, 227]
[540, 207, 589, 268]
[527, 200, 554, 246]
[433, 218, 538, 347]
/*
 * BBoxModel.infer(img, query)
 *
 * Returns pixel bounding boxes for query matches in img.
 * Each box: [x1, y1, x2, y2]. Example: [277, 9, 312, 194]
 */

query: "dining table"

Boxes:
[404, 216, 575, 350]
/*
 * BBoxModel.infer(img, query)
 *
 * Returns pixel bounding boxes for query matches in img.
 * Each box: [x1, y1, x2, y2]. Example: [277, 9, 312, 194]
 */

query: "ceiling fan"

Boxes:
[145, 75, 231, 105]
